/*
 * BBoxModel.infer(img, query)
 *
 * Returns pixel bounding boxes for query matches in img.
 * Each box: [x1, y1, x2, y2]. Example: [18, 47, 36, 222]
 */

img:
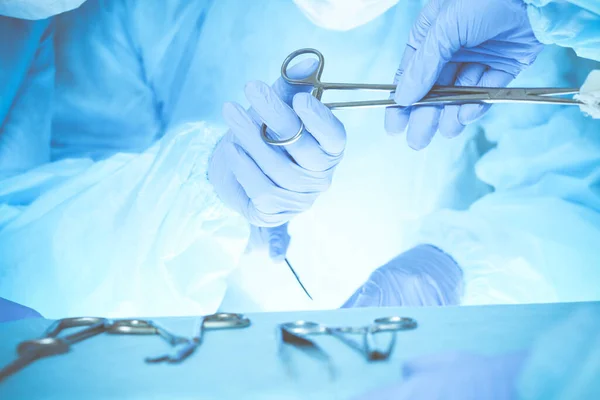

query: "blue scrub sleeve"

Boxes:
[0, 297, 42, 322]
[524, 0, 600, 62]
[52, 0, 214, 161]
[0, 19, 53, 178]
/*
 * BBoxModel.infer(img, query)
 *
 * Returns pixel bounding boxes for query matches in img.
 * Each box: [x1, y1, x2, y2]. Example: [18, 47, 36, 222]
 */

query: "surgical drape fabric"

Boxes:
[525, 0, 600, 62]
[0, 123, 249, 318]
[412, 47, 600, 306]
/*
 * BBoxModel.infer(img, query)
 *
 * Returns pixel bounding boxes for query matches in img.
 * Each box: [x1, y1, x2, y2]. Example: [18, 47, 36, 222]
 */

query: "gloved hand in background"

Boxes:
[208, 59, 346, 228]
[386, 0, 545, 150]
[353, 351, 528, 400]
[341, 244, 463, 307]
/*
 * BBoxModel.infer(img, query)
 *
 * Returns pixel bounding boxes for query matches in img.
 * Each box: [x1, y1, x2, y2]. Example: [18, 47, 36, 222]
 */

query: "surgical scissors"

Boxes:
[261, 48, 583, 146]
[280, 316, 417, 361]
[146, 313, 251, 364]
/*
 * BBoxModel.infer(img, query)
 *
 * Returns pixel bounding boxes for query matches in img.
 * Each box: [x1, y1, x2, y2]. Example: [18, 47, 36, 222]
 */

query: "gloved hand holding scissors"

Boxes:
[208, 59, 346, 234]
[386, 0, 545, 149]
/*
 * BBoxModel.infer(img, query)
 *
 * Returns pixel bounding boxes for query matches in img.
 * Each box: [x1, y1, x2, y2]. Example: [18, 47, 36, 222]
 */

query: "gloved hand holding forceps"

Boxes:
[386, 0, 545, 149]
[208, 58, 346, 259]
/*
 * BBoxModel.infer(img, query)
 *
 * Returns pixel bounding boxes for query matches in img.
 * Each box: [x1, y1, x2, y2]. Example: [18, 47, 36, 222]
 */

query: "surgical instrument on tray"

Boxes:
[279, 323, 336, 380]
[0, 317, 108, 383]
[261, 48, 583, 146]
[106, 319, 189, 346]
[146, 313, 251, 364]
[0, 316, 216, 382]
[280, 316, 417, 361]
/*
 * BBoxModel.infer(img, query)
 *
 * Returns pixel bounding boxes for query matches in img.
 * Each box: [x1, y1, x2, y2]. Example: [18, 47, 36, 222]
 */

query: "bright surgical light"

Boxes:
[293, 0, 400, 31]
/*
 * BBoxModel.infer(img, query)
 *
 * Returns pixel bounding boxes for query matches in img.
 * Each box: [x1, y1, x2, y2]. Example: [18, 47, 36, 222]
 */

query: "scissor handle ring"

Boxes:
[262, 48, 323, 147]
[281, 320, 328, 335]
[260, 121, 304, 147]
[281, 48, 325, 90]
[107, 319, 157, 334]
[372, 316, 417, 332]
[204, 313, 251, 329]
[17, 337, 70, 357]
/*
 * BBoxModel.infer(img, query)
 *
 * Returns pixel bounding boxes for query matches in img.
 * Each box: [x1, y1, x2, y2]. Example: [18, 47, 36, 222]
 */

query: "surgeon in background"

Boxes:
[1, 0, 598, 318]
[0, 1, 86, 320]
[0, 0, 363, 318]
[342, 0, 600, 309]
[220, 0, 600, 310]
[0, 4, 63, 178]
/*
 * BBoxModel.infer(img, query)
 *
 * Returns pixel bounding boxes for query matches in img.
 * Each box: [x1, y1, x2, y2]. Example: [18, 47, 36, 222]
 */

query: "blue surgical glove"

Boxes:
[0, 297, 43, 323]
[246, 223, 291, 262]
[386, 0, 544, 149]
[209, 59, 346, 227]
[341, 244, 463, 307]
[353, 351, 527, 400]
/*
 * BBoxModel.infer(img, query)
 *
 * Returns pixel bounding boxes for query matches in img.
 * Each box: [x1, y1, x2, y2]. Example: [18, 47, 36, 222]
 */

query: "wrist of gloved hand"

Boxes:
[352, 351, 528, 400]
[342, 244, 463, 307]
[246, 223, 291, 262]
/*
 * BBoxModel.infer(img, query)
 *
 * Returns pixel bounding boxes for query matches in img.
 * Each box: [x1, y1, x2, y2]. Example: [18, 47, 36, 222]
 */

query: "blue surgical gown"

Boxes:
[0, 17, 53, 178]
[525, 0, 600, 62]
[2, 0, 600, 318]
[50, 0, 476, 310]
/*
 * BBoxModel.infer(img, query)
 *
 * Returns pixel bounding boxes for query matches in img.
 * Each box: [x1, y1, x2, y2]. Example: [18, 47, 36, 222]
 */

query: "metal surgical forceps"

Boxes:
[0, 317, 108, 382]
[146, 313, 251, 364]
[0, 317, 191, 382]
[106, 319, 190, 362]
[280, 316, 417, 361]
[261, 48, 583, 146]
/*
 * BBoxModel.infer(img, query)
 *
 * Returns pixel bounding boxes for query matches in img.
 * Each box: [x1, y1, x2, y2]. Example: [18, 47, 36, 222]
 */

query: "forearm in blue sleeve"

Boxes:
[0, 20, 54, 178]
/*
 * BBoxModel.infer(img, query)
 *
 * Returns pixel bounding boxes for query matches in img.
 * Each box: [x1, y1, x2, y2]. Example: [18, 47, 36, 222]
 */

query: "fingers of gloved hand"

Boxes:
[228, 143, 319, 227]
[244, 57, 317, 158]
[246, 81, 343, 173]
[457, 68, 515, 125]
[208, 136, 255, 215]
[438, 63, 487, 138]
[267, 223, 291, 262]
[405, 62, 460, 150]
[292, 92, 346, 162]
[406, 0, 443, 48]
[272, 58, 319, 104]
[385, 46, 415, 135]
[223, 102, 330, 193]
[395, 7, 462, 107]
[245, 80, 301, 144]
[384, 104, 411, 135]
